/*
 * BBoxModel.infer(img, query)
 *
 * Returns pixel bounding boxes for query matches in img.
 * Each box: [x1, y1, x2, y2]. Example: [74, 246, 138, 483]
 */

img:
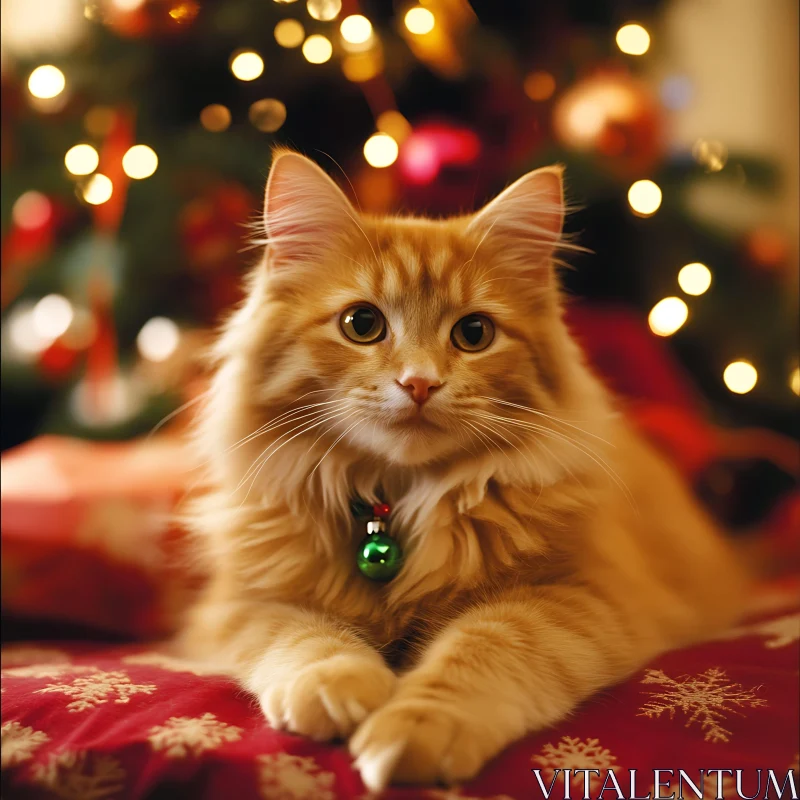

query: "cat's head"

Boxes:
[214, 150, 606, 473]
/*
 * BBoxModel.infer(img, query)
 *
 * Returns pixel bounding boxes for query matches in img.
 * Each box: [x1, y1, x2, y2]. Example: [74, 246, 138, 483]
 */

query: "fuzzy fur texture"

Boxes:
[179, 151, 750, 791]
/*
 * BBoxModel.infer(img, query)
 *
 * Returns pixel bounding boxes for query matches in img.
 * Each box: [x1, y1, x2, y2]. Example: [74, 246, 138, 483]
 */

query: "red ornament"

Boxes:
[372, 503, 391, 519]
[553, 69, 664, 177]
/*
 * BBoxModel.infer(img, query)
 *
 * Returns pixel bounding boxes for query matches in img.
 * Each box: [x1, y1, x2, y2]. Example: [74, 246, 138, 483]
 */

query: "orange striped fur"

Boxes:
[180, 151, 750, 791]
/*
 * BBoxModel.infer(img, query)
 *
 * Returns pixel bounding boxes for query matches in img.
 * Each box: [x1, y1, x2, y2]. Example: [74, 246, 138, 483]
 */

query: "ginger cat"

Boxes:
[180, 150, 750, 792]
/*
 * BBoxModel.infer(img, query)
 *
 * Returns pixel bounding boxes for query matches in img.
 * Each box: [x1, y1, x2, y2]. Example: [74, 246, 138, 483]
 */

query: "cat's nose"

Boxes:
[397, 376, 442, 405]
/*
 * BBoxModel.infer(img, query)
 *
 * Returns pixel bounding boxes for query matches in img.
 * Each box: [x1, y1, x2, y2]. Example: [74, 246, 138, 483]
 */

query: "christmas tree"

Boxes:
[1, 0, 797, 452]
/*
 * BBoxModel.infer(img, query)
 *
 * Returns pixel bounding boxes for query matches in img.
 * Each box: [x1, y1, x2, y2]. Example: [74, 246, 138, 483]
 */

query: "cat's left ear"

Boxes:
[467, 165, 564, 271]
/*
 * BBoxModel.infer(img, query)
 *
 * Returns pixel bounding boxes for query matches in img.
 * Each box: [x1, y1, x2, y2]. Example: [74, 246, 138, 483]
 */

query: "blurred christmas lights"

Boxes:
[628, 179, 662, 216]
[249, 99, 287, 132]
[791, 367, 800, 396]
[33, 294, 74, 342]
[28, 65, 65, 99]
[65, 144, 99, 176]
[302, 35, 332, 64]
[677, 262, 712, 296]
[648, 297, 688, 337]
[723, 361, 757, 394]
[524, 71, 556, 102]
[274, 19, 305, 48]
[404, 7, 435, 35]
[137, 317, 180, 362]
[616, 23, 650, 55]
[306, 0, 340, 21]
[230, 51, 264, 81]
[12, 191, 52, 230]
[340, 15, 372, 45]
[342, 52, 382, 82]
[111, 0, 145, 9]
[122, 145, 158, 179]
[364, 133, 399, 168]
[82, 174, 113, 205]
[377, 110, 412, 144]
[200, 104, 231, 132]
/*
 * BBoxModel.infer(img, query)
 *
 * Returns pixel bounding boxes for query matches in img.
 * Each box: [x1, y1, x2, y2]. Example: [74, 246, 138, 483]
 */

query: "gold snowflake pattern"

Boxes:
[31, 750, 125, 800]
[3, 664, 97, 680]
[147, 712, 243, 758]
[256, 752, 336, 800]
[122, 652, 226, 676]
[531, 736, 619, 793]
[639, 667, 766, 743]
[34, 669, 157, 712]
[1, 721, 50, 769]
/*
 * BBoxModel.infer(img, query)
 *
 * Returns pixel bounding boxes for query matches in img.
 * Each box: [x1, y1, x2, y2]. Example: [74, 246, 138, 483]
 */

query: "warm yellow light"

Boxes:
[404, 7, 435, 34]
[648, 297, 688, 337]
[524, 71, 556, 102]
[342, 52, 382, 82]
[340, 15, 372, 44]
[616, 23, 650, 55]
[628, 179, 662, 216]
[28, 65, 66, 99]
[230, 50, 264, 81]
[200, 104, 231, 132]
[790, 367, 800, 396]
[677, 262, 712, 296]
[64, 144, 99, 176]
[274, 19, 305, 48]
[82, 173, 113, 205]
[363, 133, 398, 168]
[723, 361, 758, 395]
[377, 110, 411, 144]
[249, 99, 287, 133]
[302, 35, 333, 64]
[692, 138, 728, 173]
[306, 0, 341, 21]
[122, 145, 158, 179]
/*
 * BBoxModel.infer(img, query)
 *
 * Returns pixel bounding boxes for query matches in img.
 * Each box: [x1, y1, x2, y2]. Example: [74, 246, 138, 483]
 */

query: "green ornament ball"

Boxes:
[357, 533, 403, 582]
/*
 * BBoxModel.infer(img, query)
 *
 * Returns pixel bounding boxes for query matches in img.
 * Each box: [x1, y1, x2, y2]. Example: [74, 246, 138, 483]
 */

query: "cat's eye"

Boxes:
[451, 314, 495, 352]
[339, 304, 386, 344]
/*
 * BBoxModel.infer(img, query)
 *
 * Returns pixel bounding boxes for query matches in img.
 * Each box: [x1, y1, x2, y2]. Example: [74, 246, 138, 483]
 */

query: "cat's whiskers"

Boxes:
[148, 390, 210, 440]
[308, 416, 366, 480]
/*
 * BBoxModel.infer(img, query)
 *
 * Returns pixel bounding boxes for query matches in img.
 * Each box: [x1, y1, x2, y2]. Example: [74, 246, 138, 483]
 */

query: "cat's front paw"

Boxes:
[350, 694, 502, 792]
[259, 653, 396, 741]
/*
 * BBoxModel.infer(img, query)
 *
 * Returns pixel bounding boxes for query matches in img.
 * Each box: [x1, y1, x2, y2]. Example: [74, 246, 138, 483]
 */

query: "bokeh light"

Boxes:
[249, 99, 287, 132]
[693, 138, 728, 173]
[65, 144, 99, 176]
[677, 262, 712, 296]
[137, 317, 180, 362]
[306, 0, 340, 21]
[274, 19, 305, 48]
[200, 104, 231, 132]
[791, 367, 800, 396]
[302, 35, 333, 64]
[12, 191, 52, 230]
[122, 145, 158, 179]
[33, 294, 74, 342]
[648, 297, 688, 337]
[363, 133, 399, 168]
[616, 23, 650, 55]
[404, 7, 435, 35]
[28, 65, 65, 99]
[628, 179, 662, 216]
[340, 15, 372, 45]
[723, 361, 758, 394]
[82, 174, 113, 205]
[377, 110, 412, 144]
[230, 51, 264, 81]
[342, 52, 382, 82]
[524, 71, 556, 101]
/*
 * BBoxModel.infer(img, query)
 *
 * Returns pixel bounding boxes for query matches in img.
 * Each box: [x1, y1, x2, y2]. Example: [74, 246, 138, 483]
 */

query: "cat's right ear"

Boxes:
[263, 150, 359, 269]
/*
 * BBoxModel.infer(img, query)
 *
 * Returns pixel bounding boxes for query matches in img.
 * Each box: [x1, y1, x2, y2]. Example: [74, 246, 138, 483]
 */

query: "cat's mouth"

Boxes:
[387, 408, 441, 430]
